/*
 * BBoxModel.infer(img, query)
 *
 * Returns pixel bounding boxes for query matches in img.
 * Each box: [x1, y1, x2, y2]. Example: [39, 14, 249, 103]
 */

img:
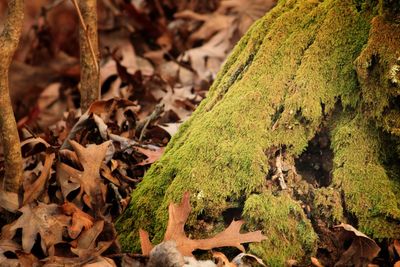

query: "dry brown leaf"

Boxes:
[334, 223, 380, 267]
[100, 164, 121, 186]
[134, 146, 165, 166]
[213, 251, 237, 267]
[394, 239, 400, 255]
[69, 140, 111, 213]
[88, 98, 136, 115]
[16, 251, 40, 267]
[220, 0, 276, 36]
[23, 152, 55, 205]
[62, 202, 94, 239]
[311, 256, 324, 267]
[139, 229, 154, 256]
[56, 162, 82, 203]
[141, 192, 266, 257]
[5, 203, 70, 254]
[0, 239, 20, 266]
[72, 220, 104, 251]
[0, 189, 19, 212]
[175, 10, 232, 43]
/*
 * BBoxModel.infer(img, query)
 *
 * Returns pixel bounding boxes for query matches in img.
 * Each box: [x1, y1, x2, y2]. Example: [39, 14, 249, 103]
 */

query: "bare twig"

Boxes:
[0, 0, 25, 193]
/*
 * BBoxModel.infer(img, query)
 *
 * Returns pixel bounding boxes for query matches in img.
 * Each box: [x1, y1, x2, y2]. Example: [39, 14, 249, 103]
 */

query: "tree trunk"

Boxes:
[0, 0, 24, 193]
[117, 0, 400, 265]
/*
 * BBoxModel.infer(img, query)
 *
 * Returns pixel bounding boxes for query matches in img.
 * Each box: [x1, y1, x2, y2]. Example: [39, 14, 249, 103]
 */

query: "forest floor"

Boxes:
[0, 1, 398, 266]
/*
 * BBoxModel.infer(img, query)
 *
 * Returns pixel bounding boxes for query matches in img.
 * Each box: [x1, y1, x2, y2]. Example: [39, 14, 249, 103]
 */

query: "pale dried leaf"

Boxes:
[0, 189, 19, 212]
[0, 239, 20, 267]
[7, 203, 70, 254]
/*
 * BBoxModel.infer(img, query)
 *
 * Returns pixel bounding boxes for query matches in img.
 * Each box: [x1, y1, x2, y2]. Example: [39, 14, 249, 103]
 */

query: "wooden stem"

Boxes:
[72, 0, 100, 112]
[0, 0, 25, 193]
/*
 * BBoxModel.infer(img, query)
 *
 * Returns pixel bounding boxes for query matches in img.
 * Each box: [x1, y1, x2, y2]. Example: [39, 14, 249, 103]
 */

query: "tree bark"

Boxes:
[76, 0, 99, 112]
[0, 0, 24, 193]
[117, 0, 400, 265]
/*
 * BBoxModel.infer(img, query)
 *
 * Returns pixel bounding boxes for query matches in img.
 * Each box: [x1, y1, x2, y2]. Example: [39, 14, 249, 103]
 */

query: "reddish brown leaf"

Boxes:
[62, 202, 94, 239]
[143, 192, 267, 257]
[134, 146, 165, 166]
[139, 229, 154, 256]
[394, 240, 400, 255]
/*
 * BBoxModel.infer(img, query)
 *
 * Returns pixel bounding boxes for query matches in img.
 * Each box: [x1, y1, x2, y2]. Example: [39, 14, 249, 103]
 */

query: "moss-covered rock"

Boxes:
[116, 0, 400, 264]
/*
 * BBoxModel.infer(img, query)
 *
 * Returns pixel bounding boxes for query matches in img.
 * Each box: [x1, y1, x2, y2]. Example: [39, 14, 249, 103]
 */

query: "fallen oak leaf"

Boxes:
[4, 203, 70, 255]
[69, 140, 111, 214]
[334, 223, 380, 267]
[140, 192, 266, 257]
[134, 146, 165, 166]
[62, 202, 94, 239]
[23, 152, 55, 205]
[139, 229, 154, 256]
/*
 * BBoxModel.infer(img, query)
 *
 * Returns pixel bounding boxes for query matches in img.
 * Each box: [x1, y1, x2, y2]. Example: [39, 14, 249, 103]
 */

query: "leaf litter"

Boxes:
[0, 0, 391, 266]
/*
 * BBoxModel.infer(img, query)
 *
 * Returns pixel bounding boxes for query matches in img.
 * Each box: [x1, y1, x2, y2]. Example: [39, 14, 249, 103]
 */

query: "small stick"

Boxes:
[70, 0, 99, 73]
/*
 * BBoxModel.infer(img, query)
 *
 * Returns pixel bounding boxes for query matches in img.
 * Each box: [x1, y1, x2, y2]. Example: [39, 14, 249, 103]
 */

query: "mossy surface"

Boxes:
[116, 0, 400, 263]
[243, 192, 317, 266]
[331, 113, 400, 238]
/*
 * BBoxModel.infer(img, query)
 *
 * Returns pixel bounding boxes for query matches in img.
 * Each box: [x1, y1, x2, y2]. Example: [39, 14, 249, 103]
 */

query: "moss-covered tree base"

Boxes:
[116, 0, 400, 265]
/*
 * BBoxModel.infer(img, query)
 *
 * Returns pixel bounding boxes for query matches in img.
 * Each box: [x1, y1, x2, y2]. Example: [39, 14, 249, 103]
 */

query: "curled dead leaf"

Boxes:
[334, 223, 380, 267]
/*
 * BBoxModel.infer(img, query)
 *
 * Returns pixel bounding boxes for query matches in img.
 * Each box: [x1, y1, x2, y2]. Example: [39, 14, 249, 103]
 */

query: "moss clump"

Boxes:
[116, 0, 400, 263]
[244, 192, 317, 267]
[354, 15, 400, 134]
[312, 188, 343, 225]
[331, 113, 400, 238]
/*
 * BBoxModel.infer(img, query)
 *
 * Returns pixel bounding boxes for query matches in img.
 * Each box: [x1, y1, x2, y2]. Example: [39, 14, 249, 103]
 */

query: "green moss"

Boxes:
[331, 113, 400, 238]
[354, 16, 400, 134]
[116, 0, 400, 263]
[312, 188, 343, 225]
[243, 192, 317, 267]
